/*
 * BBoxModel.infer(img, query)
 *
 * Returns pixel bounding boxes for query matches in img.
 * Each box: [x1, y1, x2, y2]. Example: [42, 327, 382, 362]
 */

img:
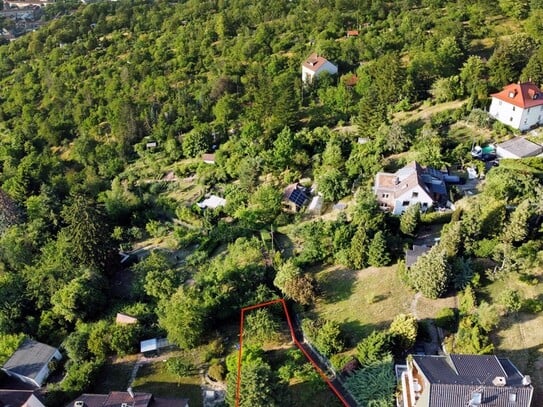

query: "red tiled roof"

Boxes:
[115, 313, 138, 325]
[302, 53, 329, 72]
[343, 75, 358, 87]
[347, 30, 359, 36]
[491, 82, 543, 108]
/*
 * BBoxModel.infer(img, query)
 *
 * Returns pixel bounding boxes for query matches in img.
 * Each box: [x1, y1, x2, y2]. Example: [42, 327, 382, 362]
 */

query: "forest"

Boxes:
[0, 0, 543, 406]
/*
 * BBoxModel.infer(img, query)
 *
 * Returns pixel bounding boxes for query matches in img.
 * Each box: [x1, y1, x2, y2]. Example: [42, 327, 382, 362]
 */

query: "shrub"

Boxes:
[521, 298, 543, 314]
[498, 289, 522, 314]
[356, 330, 391, 366]
[329, 353, 352, 371]
[301, 318, 343, 357]
[388, 314, 418, 351]
[208, 362, 226, 382]
[166, 357, 194, 377]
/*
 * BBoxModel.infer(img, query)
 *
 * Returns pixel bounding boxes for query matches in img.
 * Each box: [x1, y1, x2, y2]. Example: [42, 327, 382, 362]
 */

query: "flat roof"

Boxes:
[140, 338, 158, 353]
[498, 137, 543, 158]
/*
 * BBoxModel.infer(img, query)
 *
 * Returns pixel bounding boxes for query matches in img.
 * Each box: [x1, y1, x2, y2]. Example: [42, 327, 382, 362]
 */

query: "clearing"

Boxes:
[393, 99, 467, 124]
[313, 264, 456, 345]
[483, 270, 543, 405]
[313, 265, 412, 344]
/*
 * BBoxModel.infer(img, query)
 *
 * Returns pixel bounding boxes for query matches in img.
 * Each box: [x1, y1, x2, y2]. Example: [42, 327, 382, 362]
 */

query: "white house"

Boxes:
[1, 339, 62, 387]
[301, 53, 338, 83]
[489, 82, 543, 131]
[496, 136, 543, 159]
[373, 162, 446, 215]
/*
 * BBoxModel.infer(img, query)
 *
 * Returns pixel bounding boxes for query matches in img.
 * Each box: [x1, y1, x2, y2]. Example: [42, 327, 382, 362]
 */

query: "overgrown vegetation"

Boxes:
[0, 0, 543, 405]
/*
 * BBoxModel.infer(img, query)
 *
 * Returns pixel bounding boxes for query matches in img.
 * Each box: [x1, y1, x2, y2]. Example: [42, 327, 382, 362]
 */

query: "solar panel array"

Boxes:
[289, 188, 308, 207]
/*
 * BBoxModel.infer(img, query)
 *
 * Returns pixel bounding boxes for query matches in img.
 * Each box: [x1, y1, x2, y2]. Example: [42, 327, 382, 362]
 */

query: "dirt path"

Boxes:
[410, 292, 422, 319]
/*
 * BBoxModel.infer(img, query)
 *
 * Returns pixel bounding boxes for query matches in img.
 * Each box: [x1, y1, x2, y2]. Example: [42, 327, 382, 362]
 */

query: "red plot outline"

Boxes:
[235, 298, 349, 407]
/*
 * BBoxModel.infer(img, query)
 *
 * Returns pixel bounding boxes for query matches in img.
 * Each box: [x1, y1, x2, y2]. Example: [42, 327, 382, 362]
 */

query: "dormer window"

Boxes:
[509, 91, 515, 98]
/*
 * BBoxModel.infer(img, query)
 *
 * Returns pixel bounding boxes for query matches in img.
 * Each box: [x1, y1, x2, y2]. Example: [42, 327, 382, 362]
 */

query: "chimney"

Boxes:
[127, 387, 135, 398]
[492, 376, 506, 387]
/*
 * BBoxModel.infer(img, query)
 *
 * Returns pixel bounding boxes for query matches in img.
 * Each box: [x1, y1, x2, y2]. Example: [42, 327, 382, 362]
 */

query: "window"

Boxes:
[402, 201, 410, 206]
[510, 117, 513, 122]
[422, 203, 428, 207]
[412, 192, 418, 198]
[382, 193, 389, 199]
[512, 106, 516, 111]
[499, 100, 502, 105]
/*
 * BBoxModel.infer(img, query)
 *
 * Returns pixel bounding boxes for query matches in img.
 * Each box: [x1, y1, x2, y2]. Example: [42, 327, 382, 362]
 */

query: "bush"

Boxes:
[420, 210, 452, 225]
[166, 357, 194, 377]
[301, 318, 343, 357]
[519, 273, 539, 286]
[356, 330, 391, 366]
[471, 238, 499, 258]
[329, 353, 352, 371]
[208, 362, 226, 382]
[521, 298, 543, 314]
[498, 289, 522, 314]
[388, 314, 418, 351]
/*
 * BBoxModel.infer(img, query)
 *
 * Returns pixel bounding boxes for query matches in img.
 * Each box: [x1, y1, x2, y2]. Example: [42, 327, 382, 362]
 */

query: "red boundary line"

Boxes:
[235, 298, 349, 407]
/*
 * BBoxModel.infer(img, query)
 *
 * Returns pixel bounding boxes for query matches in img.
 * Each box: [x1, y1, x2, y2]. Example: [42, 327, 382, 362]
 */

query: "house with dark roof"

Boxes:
[0, 390, 45, 407]
[400, 354, 534, 407]
[301, 53, 338, 83]
[496, 136, 543, 159]
[1, 339, 62, 388]
[489, 82, 543, 131]
[373, 162, 449, 215]
[66, 391, 189, 407]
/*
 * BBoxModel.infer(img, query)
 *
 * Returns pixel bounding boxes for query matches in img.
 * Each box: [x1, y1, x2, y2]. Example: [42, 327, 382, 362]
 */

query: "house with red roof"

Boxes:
[489, 82, 543, 131]
[301, 53, 338, 83]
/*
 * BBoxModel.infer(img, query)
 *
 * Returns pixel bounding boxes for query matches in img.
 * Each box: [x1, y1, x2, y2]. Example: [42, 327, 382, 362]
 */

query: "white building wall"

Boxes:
[392, 185, 434, 215]
[302, 61, 338, 83]
[23, 394, 46, 407]
[302, 65, 316, 83]
[489, 98, 524, 129]
[319, 60, 338, 76]
[519, 105, 543, 131]
[33, 364, 49, 387]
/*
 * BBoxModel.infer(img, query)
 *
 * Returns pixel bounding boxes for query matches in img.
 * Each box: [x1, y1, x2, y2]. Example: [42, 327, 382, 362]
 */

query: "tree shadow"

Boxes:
[318, 268, 358, 304]
[340, 321, 391, 348]
[273, 232, 294, 258]
[288, 379, 344, 407]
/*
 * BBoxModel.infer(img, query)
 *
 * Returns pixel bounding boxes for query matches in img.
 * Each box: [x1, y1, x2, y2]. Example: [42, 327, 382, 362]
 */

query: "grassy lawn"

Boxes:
[288, 378, 343, 407]
[92, 355, 138, 393]
[313, 265, 412, 345]
[482, 270, 543, 404]
[132, 361, 203, 407]
[492, 312, 543, 405]
[392, 99, 467, 124]
[264, 347, 343, 407]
